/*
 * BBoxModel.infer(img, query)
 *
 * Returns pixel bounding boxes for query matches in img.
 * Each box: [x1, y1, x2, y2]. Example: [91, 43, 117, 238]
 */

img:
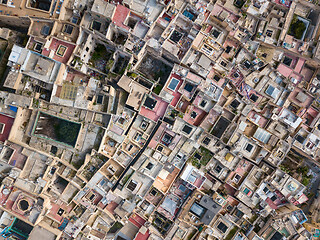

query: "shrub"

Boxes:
[289, 16, 306, 40]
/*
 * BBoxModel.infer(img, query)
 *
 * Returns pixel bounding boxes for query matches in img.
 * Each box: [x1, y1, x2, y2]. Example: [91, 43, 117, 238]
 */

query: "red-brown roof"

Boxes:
[44, 37, 75, 64]
[0, 113, 14, 142]
[112, 4, 130, 31]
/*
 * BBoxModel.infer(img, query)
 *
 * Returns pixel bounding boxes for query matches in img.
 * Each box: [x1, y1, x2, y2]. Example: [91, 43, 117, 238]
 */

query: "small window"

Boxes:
[306, 141, 314, 149]
[91, 20, 102, 31]
[296, 135, 305, 144]
[202, 137, 211, 145]
[213, 75, 220, 81]
[140, 120, 149, 130]
[86, 192, 96, 201]
[127, 180, 138, 191]
[217, 222, 228, 233]
[233, 174, 242, 183]
[271, 195, 277, 201]
[127, 144, 133, 151]
[71, 16, 79, 24]
[57, 208, 64, 216]
[63, 24, 74, 34]
[200, 100, 207, 108]
[162, 133, 173, 145]
[118, 117, 125, 125]
[150, 189, 157, 196]
[134, 132, 142, 142]
[157, 145, 164, 152]
[107, 165, 116, 175]
[127, 17, 138, 29]
[225, 46, 232, 53]
[169, 30, 183, 43]
[34, 42, 43, 52]
[89, 193, 96, 200]
[182, 125, 192, 134]
[211, 29, 221, 38]
[190, 111, 198, 119]
[245, 143, 254, 152]
[184, 83, 194, 92]
[146, 162, 154, 170]
[230, 99, 240, 109]
[215, 165, 222, 173]
[263, 187, 269, 194]
[203, 44, 213, 53]
[233, 72, 240, 78]
[243, 60, 252, 69]
[144, 96, 157, 110]
[250, 94, 258, 102]
[266, 29, 273, 37]
[221, 61, 227, 67]
[283, 56, 292, 66]
[96, 95, 103, 104]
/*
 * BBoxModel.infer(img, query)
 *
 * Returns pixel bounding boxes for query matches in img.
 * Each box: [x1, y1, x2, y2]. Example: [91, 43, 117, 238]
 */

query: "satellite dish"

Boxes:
[3, 189, 9, 195]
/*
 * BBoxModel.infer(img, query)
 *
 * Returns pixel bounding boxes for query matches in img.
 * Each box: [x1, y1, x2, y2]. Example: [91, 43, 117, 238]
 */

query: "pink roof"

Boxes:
[42, 48, 50, 57]
[248, 111, 268, 128]
[294, 58, 305, 73]
[129, 213, 146, 228]
[183, 105, 207, 126]
[228, 68, 244, 87]
[277, 63, 293, 78]
[112, 4, 130, 31]
[194, 176, 206, 188]
[210, 4, 223, 17]
[48, 202, 65, 223]
[275, 0, 292, 7]
[110, 124, 124, 135]
[135, 230, 150, 240]
[224, 183, 237, 196]
[148, 123, 165, 149]
[300, 67, 314, 82]
[139, 95, 169, 122]
[171, 92, 181, 107]
[6, 142, 26, 169]
[166, 73, 183, 107]
[148, 123, 179, 149]
[235, 160, 252, 175]
[265, 197, 278, 209]
[195, 94, 204, 105]
[288, 87, 313, 108]
[186, 72, 203, 83]
[289, 72, 302, 82]
[207, 69, 225, 87]
[105, 201, 118, 215]
[296, 193, 308, 204]
[306, 107, 319, 117]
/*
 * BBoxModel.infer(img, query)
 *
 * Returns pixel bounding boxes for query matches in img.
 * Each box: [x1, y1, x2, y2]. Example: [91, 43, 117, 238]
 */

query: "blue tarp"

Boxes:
[58, 218, 69, 230]
[9, 106, 18, 112]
